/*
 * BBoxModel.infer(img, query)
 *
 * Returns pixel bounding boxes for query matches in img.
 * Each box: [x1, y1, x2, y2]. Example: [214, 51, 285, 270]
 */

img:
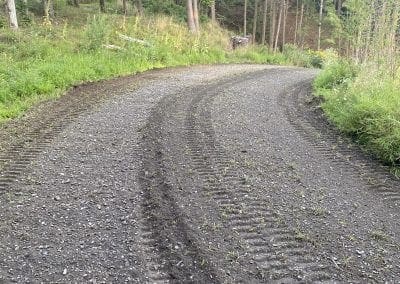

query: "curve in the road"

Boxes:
[1, 65, 400, 283]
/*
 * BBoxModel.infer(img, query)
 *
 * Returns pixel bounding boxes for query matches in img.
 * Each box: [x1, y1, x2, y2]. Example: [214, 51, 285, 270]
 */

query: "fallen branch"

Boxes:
[117, 33, 152, 47]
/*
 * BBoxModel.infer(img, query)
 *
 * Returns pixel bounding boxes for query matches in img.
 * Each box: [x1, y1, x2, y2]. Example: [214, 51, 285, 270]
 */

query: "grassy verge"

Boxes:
[0, 4, 322, 122]
[314, 58, 400, 169]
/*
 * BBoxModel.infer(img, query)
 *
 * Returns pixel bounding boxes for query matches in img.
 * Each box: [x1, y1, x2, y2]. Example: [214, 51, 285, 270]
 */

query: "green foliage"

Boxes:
[0, 13, 299, 121]
[313, 58, 357, 90]
[227, 46, 287, 64]
[15, 0, 32, 25]
[283, 44, 325, 68]
[142, 0, 186, 21]
[315, 61, 400, 166]
[83, 15, 112, 50]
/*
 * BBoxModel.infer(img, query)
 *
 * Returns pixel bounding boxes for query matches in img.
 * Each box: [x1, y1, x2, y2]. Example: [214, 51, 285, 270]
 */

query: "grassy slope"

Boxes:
[0, 1, 326, 122]
[314, 60, 400, 168]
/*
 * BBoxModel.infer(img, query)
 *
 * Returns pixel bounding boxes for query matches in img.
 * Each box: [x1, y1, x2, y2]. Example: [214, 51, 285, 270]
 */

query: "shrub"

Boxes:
[313, 59, 358, 91]
[83, 14, 112, 51]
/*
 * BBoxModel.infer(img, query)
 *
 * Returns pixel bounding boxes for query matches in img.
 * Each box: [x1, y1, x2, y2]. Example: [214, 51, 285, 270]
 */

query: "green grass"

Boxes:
[0, 4, 323, 122]
[314, 60, 400, 167]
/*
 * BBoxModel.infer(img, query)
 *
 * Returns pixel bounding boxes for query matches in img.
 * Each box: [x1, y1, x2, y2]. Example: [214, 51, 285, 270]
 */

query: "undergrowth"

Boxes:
[0, 4, 323, 122]
[314, 59, 400, 169]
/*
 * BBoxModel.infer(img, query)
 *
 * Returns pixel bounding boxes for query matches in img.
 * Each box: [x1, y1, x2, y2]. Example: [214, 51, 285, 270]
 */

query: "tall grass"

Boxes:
[0, 6, 323, 122]
[314, 60, 400, 168]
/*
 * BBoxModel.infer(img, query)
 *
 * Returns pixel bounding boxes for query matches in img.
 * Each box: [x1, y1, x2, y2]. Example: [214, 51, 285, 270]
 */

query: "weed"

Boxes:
[226, 251, 240, 262]
[310, 206, 328, 217]
[370, 230, 389, 242]
[0, 8, 321, 122]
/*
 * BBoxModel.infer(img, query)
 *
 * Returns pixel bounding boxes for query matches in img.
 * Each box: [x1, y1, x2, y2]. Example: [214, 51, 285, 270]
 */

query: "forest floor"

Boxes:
[1, 65, 400, 282]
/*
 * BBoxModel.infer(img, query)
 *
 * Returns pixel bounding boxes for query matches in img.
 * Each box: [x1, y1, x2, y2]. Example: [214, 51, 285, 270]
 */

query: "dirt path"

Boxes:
[1, 65, 400, 283]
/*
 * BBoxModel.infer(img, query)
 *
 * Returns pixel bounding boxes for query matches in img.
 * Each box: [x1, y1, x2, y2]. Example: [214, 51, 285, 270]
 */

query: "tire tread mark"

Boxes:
[183, 72, 335, 282]
[278, 81, 400, 206]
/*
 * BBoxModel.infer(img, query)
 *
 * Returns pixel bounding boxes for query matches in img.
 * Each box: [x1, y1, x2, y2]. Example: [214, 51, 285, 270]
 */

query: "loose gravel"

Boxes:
[1, 65, 400, 283]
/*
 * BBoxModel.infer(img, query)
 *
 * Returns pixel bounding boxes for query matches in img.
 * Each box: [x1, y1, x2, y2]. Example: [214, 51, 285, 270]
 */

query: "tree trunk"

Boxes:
[298, 2, 304, 48]
[6, 0, 18, 30]
[336, 0, 342, 15]
[282, 0, 288, 49]
[43, 0, 53, 24]
[274, 0, 283, 52]
[252, 0, 259, 43]
[261, 0, 268, 44]
[186, 0, 196, 33]
[318, 0, 324, 50]
[244, 0, 247, 36]
[294, 0, 299, 45]
[135, 0, 144, 16]
[122, 0, 127, 15]
[193, 0, 200, 31]
[100, 0, 105, 12]
[73, 0, 79, 7]
[211, 0, 216, 23]
[269, 0, 276, 49]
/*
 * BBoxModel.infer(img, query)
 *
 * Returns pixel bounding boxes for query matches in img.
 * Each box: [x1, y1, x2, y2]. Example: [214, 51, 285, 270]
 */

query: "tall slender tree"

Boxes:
[186, 0, 196, 32]
[274, 0, 283, 52]
[100, 0, 105, 12]
[318, 0, 324, 50]
[6, 0, 18, 30]
[298, 0, 305, 47]
[193, 0, 200, 31]
[282, 0, 289, 48]
[261, 0, 268, 45]
[294, 0, 299, 44]
[135, 0, 144, 16]
[211, 0, 216, 23]
[244, 0, 248, 35]
[43, 0, 54, 24]
[122, 0, 127, 15]
[253, 0, 259, 42]
[270, 0, 276, 49]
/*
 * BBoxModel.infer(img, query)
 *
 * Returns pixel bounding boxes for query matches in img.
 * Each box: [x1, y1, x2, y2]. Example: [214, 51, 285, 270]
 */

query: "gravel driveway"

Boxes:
[1, 65, 399, 283]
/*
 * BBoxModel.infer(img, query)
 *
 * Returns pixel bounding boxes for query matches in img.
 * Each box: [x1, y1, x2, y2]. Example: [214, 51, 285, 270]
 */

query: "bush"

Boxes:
[83, 14, 112, 51]
[283, 44, 327, 68]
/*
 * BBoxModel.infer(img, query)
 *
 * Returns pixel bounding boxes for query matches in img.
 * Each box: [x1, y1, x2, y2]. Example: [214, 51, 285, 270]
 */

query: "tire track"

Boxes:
[139, 91, 221, 283]
[181, 72, 335, 282]
[0, 72, 155, 193]
[278, 81, 400, 207]
[0, 110, 82, 191]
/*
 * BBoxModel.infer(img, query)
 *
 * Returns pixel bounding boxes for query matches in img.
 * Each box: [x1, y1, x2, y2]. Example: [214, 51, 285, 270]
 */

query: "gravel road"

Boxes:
[1, 65, 400, 283]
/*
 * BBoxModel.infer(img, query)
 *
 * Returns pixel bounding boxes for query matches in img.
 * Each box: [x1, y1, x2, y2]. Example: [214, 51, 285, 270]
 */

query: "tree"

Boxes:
[186, 0, 196, 32]
[43, 0, 54, 24]
[261, 0, 268, 45]
[244, 0, 248, 35]
[134, 0, 144, 16]
[318, 0, 324, 50]
[252, 0, 259, 42]
[274, 0, 283, 52]
[6, 0, 18, 30]
[122, 0, 127, 15]
[269, 0, 276, 49]
[211, 0, 216, 23]
[282, 0, 289, 48]
[193, 0, 200, 31]
[294, 0, 299, 44]
[298, 0, 305, 47]
[100, 0, 105, 12]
